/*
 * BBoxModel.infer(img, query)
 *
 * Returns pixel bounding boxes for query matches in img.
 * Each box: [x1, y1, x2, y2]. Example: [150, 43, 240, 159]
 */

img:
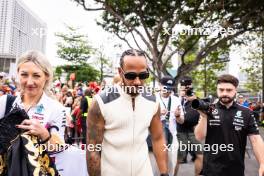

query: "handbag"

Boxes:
[0, 95, 60, 176]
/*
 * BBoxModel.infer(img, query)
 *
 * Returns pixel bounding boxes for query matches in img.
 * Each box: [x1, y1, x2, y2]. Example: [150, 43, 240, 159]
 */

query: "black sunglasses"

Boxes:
[121, 68, 149, 80]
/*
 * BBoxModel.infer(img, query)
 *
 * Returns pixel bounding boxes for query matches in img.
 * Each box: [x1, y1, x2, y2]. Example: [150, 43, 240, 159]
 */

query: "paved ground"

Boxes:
[177, 127, 264, 176]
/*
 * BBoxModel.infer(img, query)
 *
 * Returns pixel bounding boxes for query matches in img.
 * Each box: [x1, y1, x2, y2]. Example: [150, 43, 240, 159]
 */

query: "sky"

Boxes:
[21, 0, 242, 77]
[22, 0, 122, 67]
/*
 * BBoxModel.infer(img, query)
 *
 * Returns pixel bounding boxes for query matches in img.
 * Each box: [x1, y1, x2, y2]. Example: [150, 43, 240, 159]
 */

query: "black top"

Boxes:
[203, 101, 259, 176]
[80, 96, 88, 114]
[176, 100, 200, 133]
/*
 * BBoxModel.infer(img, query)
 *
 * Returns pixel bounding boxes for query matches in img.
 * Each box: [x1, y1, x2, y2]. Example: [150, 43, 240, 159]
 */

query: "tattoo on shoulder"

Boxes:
[89, 100, 103, 120]
[87, 100, 104, 141]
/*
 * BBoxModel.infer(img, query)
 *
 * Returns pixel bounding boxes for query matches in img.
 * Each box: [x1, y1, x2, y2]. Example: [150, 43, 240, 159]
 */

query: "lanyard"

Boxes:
[160, 94, 171, 121]
[181, 97, 187, 114]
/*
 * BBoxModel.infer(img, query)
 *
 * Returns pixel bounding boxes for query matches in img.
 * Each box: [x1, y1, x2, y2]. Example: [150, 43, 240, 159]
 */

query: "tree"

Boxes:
[93, 46, 112, 82]
[241, 31, 262, 93]
[55, 65, 100, 82]
[178, 36, 229, 96]
[55, 25, 100, 82]
[190, 57, 228, 97]
[56, 25, 93, 64]
[72, 0, 264, 84]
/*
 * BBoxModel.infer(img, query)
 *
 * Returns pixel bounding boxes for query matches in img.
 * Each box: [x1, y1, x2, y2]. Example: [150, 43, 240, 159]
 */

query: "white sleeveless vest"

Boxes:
[95, 85, 159, 176]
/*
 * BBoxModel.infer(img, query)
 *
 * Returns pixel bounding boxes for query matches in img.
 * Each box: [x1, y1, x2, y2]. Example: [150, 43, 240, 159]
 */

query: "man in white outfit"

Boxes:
[149, 76, 184, 176]
[86, 49, 169, 176]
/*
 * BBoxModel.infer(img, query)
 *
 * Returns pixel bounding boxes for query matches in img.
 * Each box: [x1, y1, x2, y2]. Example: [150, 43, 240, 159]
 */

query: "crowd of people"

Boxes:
[236, 95, 264, 126]
[0, 49, 264, 176]
[1, 65, 263, 145]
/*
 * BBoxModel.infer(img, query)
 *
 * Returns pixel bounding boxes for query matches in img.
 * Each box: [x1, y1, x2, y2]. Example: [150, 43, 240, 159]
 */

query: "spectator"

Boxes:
[79, 88, 93, 144]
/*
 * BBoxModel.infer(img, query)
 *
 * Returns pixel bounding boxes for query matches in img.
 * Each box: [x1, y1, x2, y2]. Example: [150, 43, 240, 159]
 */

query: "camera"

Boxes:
[180, 77, 194, 97]
[191, 98, 214, 113]
[185, 86, 194, 97]
[180, 85, 194, 97]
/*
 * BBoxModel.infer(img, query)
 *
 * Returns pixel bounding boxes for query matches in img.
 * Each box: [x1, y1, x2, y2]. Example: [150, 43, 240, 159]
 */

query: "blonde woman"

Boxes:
[0, 50, 65, 144]
[0, 50, 87, 176]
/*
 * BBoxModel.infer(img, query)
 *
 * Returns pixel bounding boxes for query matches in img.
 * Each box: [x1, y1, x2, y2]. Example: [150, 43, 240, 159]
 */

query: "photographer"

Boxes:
[194, 74, 264, 176]
[174, 76, 203, 176]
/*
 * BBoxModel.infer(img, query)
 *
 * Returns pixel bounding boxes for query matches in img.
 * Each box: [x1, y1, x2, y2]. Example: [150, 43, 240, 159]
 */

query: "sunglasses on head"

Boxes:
[121, 68, 149, 80]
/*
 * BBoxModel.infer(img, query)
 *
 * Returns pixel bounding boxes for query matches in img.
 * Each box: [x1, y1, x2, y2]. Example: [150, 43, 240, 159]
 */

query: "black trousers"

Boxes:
[80, 116, 87, 144]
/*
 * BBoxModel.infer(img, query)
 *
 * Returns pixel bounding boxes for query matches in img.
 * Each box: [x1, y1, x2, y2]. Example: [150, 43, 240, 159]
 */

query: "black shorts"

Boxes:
[177, 132, 203, 161]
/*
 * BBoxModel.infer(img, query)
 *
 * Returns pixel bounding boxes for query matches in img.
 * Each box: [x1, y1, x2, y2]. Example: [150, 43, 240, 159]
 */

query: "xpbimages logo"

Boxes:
[162, 24, 235, 39]
[163, 141, 234, 155]
[104, 85, 172, 97]
[34, 143, 102, 154]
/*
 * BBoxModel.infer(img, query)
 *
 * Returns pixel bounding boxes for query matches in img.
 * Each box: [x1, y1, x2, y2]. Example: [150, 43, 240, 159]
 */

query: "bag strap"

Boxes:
[165, 96, 171, 120]
[4, 94, 16, 116]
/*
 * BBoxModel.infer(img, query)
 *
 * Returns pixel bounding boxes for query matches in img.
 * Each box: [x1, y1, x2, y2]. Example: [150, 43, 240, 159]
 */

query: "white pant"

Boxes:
[54, 146, 88, 176]
[149, 135, 178, 176]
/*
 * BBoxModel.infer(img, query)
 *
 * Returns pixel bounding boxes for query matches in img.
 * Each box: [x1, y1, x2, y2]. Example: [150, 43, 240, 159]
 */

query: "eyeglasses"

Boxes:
[120, 68, 149, 80]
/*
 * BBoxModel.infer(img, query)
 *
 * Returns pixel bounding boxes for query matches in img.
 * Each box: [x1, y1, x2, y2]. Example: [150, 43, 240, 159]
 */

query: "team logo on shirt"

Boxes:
[35, 104, 44, 115]
[233, 110, 244, 131]
[32, 115, 44, 121]
[210, 108, 221, 126]
[32, 104, 45, 122]
[209, 119, 221, 126]
[212, 109, 218, 115]
[251, 114, 259, 131]
[235, 111, 242, 118]
[213, 115, 220, 119]
[235, 126, 242, 131]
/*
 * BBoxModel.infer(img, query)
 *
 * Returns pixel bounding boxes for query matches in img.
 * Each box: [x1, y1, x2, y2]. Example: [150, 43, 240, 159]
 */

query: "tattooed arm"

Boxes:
[86, 99, 105, 176]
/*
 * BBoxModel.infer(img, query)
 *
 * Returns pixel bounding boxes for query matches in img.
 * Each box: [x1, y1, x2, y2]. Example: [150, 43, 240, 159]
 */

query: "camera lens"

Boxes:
[186, 89, 193, 96]
[191, 99, 200, 109]
[185, 87, 194, 97]
[191, 99, 210, 112]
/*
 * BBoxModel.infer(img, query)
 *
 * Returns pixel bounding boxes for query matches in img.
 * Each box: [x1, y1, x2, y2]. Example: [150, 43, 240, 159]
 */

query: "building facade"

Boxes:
[0, 0, 46, 73]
